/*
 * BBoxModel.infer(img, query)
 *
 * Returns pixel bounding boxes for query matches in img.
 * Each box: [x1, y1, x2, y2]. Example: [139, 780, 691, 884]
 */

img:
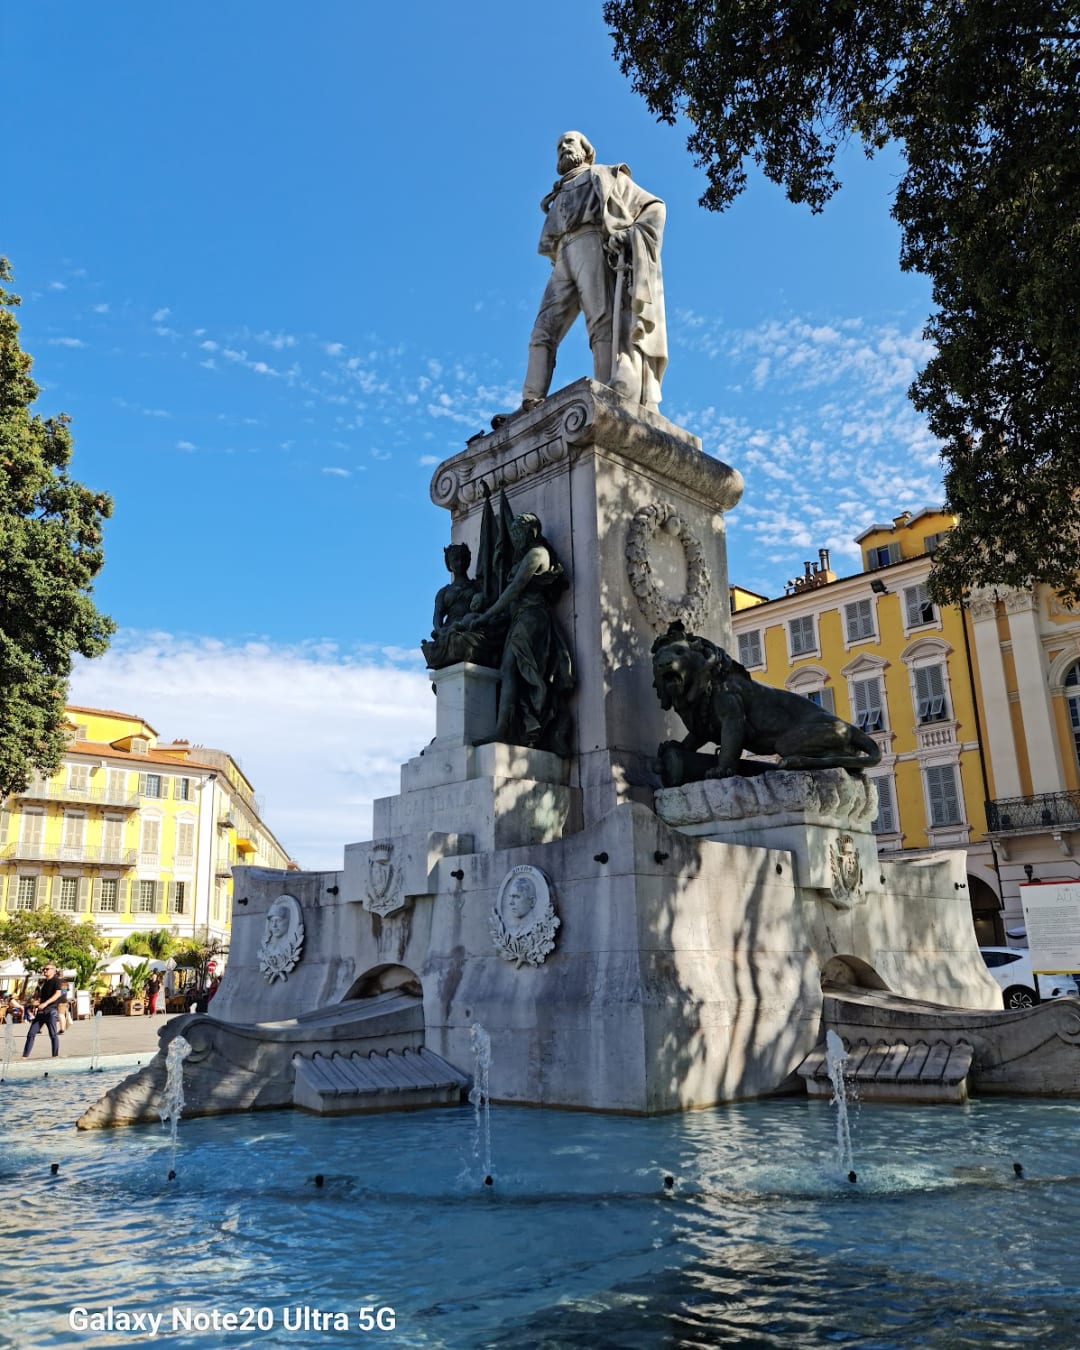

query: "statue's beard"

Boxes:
[558, 151, 586, 175]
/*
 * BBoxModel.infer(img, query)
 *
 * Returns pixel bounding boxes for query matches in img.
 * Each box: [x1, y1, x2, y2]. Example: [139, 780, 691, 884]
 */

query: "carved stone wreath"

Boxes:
[489, 865, 561, 969]
[626, 501, 712, 632]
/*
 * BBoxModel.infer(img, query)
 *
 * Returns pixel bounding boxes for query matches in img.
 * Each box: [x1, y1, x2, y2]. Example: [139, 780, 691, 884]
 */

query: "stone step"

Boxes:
[797, 1037, 973, 1104]
[292, 1047, 470, 1116]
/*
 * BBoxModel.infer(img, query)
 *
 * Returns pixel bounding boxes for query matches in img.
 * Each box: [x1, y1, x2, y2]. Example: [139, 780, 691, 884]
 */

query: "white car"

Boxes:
[979, 947, 1080, 1010]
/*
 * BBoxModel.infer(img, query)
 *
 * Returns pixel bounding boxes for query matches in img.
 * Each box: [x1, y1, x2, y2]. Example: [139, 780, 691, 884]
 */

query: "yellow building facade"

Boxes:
[0, 706, 292, 947]
[731, 509, 1004, 943]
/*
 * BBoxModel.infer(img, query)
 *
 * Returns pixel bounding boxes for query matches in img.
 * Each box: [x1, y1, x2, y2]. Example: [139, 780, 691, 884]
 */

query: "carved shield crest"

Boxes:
[364, 841, 403, 917]
[828, 833, 865, 911]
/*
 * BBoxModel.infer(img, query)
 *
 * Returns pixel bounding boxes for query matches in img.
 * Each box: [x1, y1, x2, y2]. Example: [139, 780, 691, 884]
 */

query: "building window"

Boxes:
[67, 764, 91, 795]
[21, 809, 45, 848]
[866, 542, 901, 570]
[789, 615, 817, 657]
[98, 879, 119, 913]
[872, 776, 897, 834]
[806, 688, 835, 712]
[924, 531, 946, 554]
[1065, 664, 1080, 767]
[174, 777, 192, 801]
[914, 664, 948, 722]
[844, 599, 875, 642]
[852, 676, 885, 732]
[16, 876, 38, 911]
[57, 877, 79, 912]
[172, 881, 187, 915]
[904, 583, 935, 628]
[738, 630, 763, 668]
[925, 764, 962, 826]
[137, 880, 158, 914]
[141, 773, 164, 799]
[131, 737, 149, 755]
[140, 818, 161, 857]
[175, 820, 196, 860]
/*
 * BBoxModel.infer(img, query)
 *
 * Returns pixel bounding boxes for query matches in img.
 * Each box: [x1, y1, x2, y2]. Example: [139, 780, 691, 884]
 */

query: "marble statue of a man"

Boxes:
[500, 130, 668, 422]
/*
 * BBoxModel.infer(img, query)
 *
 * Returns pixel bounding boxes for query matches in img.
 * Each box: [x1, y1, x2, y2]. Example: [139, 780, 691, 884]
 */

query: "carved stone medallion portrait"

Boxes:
[489, 864, 560, 968]
[258, 894, 305, 983]
[364, 840, 404, 917]
[828, 834, 865, 911]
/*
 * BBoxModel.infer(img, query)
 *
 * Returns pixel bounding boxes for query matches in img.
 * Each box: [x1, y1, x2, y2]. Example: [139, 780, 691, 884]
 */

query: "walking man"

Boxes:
[22, 961, 64, 1058]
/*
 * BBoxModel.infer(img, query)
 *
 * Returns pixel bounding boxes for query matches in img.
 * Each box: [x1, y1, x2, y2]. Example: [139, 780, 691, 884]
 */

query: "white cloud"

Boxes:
[92, 303, 110, 314]
[323, 342, 344, 357]
[48, 337, 84, 348]
[418, 454, 440, 466]
[69, 632, 434, 871]
[152, 307, 171, 322]
[322, 466, 350, 477]
[176, 440, 196, 451]
[48, 281, 67, 291]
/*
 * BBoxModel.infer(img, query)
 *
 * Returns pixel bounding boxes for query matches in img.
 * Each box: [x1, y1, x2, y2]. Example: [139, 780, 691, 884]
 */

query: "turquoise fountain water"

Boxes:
[2, 1071, 1078, 1349]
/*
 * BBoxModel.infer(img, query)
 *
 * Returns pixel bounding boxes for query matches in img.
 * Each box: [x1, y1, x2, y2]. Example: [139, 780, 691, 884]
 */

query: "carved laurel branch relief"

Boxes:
[626, 501, 712, 633]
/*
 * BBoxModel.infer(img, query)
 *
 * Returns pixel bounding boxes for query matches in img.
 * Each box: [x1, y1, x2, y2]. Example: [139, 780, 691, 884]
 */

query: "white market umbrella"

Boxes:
[0, 959, 27, 979]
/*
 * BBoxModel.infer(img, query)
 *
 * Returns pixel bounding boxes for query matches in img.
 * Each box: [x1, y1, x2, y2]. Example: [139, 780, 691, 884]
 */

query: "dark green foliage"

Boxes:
[0, 908, 108, 989]
[0, 257, 115, 797]
[605, 1, 1080, 603]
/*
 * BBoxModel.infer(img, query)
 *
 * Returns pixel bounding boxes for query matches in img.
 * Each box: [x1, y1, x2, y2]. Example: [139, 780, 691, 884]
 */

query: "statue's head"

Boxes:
[509, 513, 542, 552]
[651, 624, 729, 710]
[557, 130, 595, 174]
[266, 903, 290, 940]
[506, 875, 537, 924]
[444, 542, 471, 573]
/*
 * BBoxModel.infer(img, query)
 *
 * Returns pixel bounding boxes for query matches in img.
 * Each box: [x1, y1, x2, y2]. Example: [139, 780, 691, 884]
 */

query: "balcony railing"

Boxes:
[985, 791, 1080, 833]
[0, 842, 137, 866]
[13, 782, 140, 808]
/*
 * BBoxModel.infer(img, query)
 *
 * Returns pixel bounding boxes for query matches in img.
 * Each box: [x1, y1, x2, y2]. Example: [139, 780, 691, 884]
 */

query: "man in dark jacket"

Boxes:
[22, 962, 64, 1058]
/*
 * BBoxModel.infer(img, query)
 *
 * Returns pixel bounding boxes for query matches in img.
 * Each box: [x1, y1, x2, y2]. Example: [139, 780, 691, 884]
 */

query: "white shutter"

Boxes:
[872, 777, 896, 834]
[77, 877, 90, 912]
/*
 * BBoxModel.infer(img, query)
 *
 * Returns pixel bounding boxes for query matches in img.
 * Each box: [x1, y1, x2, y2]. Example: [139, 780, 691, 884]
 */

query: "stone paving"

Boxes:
[3, 1008, 178, 1079]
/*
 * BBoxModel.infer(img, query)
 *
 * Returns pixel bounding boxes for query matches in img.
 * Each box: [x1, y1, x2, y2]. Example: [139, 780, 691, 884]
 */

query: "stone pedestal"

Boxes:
[430, 662, 499, 748]
[429, 380, 744, 824]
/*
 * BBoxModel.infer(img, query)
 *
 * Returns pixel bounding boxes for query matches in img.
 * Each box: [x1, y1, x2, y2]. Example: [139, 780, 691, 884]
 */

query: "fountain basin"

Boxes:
[4, 1073, 1079, 1348]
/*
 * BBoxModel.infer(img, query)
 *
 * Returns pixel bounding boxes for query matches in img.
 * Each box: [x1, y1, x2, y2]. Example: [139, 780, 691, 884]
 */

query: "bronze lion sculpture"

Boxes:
[651, 622, 881, 787]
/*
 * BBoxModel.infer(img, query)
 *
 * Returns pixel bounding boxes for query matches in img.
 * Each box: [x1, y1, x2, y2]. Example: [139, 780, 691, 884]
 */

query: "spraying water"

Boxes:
[89, 1010, 103, 1073]
[825, 1030, 854, 1176]
[158, 1035, 192, 1178]
[468, 1022, 493, 1184]
[1, 1014, 13, 1082]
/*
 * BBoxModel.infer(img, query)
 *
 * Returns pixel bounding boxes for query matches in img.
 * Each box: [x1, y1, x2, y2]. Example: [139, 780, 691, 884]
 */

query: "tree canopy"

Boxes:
[0, 909, 108, 990]
[0, 257, 115, 797]
[604, 1, 1080, 604]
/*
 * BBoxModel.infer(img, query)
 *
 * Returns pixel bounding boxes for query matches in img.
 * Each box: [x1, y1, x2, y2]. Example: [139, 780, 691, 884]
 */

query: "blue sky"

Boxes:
[6, 2, 944, 868]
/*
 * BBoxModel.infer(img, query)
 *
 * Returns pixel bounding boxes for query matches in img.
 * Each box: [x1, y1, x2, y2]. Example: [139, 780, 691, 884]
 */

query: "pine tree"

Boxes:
[0, 257, 115, 797]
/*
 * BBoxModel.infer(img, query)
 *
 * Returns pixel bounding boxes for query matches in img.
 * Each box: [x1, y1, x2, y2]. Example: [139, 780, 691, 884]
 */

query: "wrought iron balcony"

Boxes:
[985, 791, 1080, 834]
[0, 842, 138, 866]
[12, 781, 140, 808]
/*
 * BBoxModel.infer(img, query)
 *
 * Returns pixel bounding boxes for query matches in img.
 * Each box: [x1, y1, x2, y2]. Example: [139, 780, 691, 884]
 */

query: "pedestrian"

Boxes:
[22, 962, 64, 1058]
[145, 975, 161, 1016]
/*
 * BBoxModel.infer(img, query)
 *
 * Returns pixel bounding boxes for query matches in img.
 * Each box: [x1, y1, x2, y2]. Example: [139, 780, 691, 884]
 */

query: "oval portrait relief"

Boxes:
[257, 893, 305, 983]
[489, 865, 560, 969]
